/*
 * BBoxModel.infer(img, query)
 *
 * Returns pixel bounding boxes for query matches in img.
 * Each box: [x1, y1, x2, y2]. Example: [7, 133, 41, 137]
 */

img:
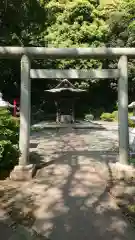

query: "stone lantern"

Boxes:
[0, 92, 9, 107]
[128, 102, 135, 153]
[128, 101, 135, 116]
[0, 92, 14, 110]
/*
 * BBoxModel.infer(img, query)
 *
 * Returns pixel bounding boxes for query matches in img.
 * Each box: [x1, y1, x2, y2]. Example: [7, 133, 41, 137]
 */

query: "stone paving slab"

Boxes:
[0, 209, 36, 240]
[0, 222, 14, 240]
[0, 212, 47, 240]
[31, 165, 135, 240]
[29, 125, 135, 239]
[31, 121, 106, 131]
[0, 122, 135, 240]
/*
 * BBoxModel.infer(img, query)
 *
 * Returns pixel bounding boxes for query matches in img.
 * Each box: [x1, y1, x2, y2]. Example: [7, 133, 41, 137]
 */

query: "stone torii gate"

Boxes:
[0, 47, 132, 180]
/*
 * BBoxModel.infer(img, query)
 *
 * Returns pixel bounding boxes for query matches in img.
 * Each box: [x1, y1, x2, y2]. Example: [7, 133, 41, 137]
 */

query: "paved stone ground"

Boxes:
[0, 122, 135, 239]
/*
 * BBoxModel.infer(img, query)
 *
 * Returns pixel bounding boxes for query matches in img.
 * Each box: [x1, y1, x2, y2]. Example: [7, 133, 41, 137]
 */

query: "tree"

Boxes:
[0, 0, 46, 46]
[0, 0, 46, 100]
[40, 0, 115, 114]
[0, 0, 122, 116]
[41, 0, 110, 89]
[104, 0, 135, 101]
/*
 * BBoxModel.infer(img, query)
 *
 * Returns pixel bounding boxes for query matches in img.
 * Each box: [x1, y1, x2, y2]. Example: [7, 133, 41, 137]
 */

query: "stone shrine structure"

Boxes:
[45, 79, 86, 123]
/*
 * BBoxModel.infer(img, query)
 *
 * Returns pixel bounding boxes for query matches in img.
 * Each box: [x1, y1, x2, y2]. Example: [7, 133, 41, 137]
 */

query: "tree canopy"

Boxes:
[0, 0, 135, 117]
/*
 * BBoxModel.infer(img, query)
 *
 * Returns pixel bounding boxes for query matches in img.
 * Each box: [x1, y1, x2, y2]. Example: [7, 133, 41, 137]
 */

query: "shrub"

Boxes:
[100, 112, 114, 121]
[128, 119, 135, 128]
[100, 110, 135, 127]
[128, 112, 135, 128]
[92, 108, 105, 119]
[0, 108, 20, 171]
[111, 111, 118, 121]
[85, 114, 94, 121]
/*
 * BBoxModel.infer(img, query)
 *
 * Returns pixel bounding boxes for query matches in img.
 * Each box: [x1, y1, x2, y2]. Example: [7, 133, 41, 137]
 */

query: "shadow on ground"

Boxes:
[0, 124, 134, 240]
[0, 160, 134, 240]
[30, 125, 118, 177]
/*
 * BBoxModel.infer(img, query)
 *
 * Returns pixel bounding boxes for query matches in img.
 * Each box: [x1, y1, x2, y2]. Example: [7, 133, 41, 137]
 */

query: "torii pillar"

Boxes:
[118, 56, 129, 165]
[10, 55, 35, 180]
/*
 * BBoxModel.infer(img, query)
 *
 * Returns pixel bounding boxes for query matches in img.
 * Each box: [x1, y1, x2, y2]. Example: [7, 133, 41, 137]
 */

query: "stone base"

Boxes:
[10, 164, 36, 181]
[109, 162, 135, 181]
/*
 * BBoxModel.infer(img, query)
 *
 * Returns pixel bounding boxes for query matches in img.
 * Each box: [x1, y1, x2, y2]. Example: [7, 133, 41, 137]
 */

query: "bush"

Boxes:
[128, 112, 135, 127]
[111, 111, 118, 121]
[85, 114, 94, 121]
[128, 119, 135, 128]
[100, 112, 114, 121]
[91, 108, 105, 119]
[0, 108, 20, 171]
[100, 110, 135, 127]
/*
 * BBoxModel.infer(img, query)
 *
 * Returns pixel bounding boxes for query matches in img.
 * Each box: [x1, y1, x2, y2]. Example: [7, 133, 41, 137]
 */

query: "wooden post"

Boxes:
[118, 56, 129, 165]
[72, 102, 75, 123]
[133, 107, 135, 116]
[19, 55, 31, 165]
[55, 101, 59, 123]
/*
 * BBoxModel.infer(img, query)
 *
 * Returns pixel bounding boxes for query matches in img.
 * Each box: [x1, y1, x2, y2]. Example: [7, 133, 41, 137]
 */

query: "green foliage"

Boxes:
[100, 110, 135, 127]
[127, 204, 135, 212]
[129, 157, 135, 166]
[85, 114, 94, 121]
[0, 108, 19, 170]
[100, 0, 115, 5]
[90, 107, 106, 119]
[0, 0, 46, 100]
[128, 119, 135, 127]
[100, 112, 114, 121]
[128, 112, 135, 127]
[105, 0, 135, 97]
[42, 0, 109, 89]
[111, 110, 118, 120]
[45, 0, 108, 48]
[0, 0, 46, 46]
[1, 0, 135, 117]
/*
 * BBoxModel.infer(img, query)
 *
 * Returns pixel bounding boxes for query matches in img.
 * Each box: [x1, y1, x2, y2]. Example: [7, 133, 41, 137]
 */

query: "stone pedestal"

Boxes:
[129, 127, 135, 152]
[10, 164, 36, 181]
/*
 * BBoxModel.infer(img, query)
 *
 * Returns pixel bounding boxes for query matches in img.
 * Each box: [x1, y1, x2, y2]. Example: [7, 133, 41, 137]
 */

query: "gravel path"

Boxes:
[0, 122, 135, 239]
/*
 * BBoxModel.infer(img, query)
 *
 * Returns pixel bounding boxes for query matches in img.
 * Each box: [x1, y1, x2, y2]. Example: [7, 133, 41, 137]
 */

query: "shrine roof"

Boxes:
[45, 79, 86, 93]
